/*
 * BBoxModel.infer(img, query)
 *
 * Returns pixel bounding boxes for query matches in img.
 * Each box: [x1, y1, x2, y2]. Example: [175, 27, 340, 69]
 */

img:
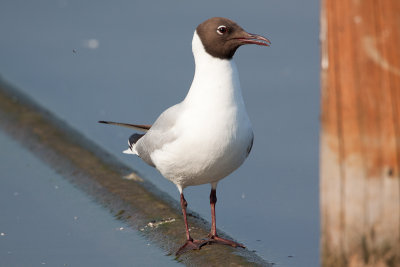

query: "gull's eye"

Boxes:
[217, 25, 227, 35]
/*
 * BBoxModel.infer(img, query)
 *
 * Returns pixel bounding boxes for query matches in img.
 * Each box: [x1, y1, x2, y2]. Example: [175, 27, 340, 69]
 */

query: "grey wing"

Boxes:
[134, 103, 181, 167]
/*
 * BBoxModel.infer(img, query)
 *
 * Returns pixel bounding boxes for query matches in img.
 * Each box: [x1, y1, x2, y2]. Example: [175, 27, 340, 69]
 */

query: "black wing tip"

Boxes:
[129, 133, 144, 148]
[98, 120, 109, 124]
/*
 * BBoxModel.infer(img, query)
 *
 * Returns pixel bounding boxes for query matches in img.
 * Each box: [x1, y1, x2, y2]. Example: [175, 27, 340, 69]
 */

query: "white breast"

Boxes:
[151, 31, 253, 189]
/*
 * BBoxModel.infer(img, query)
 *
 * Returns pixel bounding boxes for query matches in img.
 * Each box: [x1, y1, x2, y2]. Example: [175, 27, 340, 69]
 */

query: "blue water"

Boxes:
[0, 1, 320, 266]
[0, 131, 179, 266]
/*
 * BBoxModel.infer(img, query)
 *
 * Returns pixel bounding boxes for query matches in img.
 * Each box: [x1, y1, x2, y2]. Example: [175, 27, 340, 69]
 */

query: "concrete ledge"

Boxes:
[0, 77, 270, 266]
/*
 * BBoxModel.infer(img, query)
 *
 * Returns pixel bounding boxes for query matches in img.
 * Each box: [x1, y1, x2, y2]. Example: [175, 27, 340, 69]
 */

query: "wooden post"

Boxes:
[320, 0, 400, 266]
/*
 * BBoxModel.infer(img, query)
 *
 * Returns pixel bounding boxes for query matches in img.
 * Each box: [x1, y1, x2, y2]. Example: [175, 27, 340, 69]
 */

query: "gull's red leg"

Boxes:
[207, 188, 245, 248]
[176, 193, 208, 255]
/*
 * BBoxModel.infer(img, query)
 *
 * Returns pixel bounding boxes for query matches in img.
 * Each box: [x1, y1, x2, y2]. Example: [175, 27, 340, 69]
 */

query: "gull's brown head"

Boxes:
[196, 17, 270, 60]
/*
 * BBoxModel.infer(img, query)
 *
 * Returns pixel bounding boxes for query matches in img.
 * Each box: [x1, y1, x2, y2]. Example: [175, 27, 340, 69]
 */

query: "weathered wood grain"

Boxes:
[320, 0, 400, 266]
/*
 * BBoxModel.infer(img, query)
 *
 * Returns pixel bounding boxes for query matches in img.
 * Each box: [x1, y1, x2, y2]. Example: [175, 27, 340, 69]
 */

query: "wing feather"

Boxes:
[98, 121, 151, 132]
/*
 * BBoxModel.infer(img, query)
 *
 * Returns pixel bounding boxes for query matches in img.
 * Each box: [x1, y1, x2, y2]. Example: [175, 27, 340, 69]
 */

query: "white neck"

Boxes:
[184, 31, 245, 109]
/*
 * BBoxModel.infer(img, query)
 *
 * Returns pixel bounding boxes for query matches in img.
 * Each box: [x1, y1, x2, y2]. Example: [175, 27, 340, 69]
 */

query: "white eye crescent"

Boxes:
[217, 25, 227, 35]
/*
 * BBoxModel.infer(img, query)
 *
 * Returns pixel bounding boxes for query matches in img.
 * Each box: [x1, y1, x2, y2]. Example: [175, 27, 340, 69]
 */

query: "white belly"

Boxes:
[151, 105, 253, 189]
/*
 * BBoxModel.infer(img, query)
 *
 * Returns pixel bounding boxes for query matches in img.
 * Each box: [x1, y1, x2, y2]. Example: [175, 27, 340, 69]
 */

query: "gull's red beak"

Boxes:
[236, 32, 271, 47]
